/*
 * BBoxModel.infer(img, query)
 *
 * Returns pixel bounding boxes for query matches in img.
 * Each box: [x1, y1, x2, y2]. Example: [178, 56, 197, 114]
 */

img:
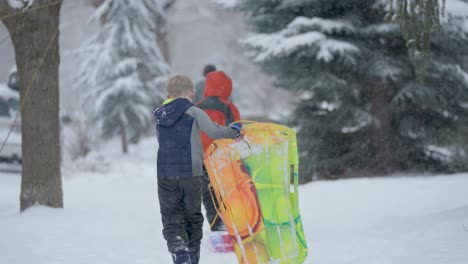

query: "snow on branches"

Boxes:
[242, 16, 359, 63]
[75, 0, 171, 143]
[213, 0, 239, 9]
[7, 0, 34, 10]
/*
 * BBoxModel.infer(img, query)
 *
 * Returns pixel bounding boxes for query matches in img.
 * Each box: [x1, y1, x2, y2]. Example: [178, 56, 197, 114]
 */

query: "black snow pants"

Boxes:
[201, 166, 225, 231]
[158, 176, 204, 254]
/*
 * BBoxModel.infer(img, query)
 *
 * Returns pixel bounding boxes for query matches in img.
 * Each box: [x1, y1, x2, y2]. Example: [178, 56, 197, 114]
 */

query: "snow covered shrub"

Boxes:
[61, 114, 93, 162]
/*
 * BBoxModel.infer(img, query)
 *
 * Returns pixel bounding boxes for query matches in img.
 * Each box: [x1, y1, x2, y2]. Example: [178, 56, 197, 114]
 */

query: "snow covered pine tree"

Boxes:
[75, 0, 171, 153]
[219, 0, 468, 181]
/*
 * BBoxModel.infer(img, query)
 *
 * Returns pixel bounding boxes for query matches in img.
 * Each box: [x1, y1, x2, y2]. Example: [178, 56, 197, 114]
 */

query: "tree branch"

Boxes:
[88, 0, 104, 8]
[164, 0, 176, 11]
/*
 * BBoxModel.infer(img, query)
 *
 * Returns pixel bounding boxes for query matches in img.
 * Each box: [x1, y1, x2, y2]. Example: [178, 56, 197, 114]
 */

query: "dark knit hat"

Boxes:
[203, 64, 216, 77]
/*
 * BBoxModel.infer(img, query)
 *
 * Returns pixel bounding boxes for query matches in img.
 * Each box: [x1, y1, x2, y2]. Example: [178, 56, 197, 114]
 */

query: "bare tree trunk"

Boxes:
[156, 25, 171, 63]
[368, 80, 399, 173]
[1, 0, 63, 212]
[157, 0, 176, 63]
[0, 1, 10, 17]
[121, 124, 128, 154]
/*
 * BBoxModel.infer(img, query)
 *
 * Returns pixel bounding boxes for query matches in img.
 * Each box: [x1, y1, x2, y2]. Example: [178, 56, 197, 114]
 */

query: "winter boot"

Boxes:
[188, 248, 200, 264]
[171, 250, 191, 264]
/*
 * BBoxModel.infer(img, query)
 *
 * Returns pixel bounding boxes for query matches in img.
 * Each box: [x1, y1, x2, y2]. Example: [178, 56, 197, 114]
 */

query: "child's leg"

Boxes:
[180, 177, 204, 252]
[158, 178, 189, 254]
[188, 248, 200, 264]
[201, 167, 225, 231]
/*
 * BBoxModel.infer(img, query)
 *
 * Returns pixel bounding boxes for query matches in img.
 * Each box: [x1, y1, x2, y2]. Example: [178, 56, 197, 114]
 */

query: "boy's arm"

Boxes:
[190, 107, 238, 139]
[153, 108, 160, 139]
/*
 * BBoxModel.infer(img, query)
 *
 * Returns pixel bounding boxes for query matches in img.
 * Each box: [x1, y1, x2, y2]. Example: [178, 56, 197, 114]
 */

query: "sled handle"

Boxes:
[205, 142, 218, 159]
[230, 120, 257, 126]
[292, 164, 299, 194]
[207, 184, 221, 229]
[208, 182, 226, 215]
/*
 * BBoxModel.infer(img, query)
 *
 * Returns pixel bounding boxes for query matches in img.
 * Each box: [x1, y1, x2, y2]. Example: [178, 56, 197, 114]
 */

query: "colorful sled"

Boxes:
[204, 122, 308, 264]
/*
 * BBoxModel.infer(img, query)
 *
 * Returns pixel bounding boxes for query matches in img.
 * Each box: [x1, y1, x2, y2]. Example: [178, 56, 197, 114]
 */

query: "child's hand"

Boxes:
[235, 132, 244, 142]
[229, 123, 242, 138]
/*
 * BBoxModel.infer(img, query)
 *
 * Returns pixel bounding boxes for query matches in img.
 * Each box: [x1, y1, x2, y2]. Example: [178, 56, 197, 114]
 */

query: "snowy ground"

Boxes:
[1, 138, 468, 264]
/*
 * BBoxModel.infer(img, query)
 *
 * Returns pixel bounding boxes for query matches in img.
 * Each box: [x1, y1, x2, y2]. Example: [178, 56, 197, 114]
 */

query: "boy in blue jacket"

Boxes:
[153, 75, 240, 264]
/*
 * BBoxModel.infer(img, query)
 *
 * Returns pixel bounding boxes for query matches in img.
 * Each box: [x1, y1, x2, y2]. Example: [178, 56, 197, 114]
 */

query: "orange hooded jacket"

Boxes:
[196, 71, 241, 152]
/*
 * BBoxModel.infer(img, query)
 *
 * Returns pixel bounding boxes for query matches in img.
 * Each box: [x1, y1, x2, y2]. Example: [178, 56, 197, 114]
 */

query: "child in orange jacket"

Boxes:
[196, 71, 241, 231]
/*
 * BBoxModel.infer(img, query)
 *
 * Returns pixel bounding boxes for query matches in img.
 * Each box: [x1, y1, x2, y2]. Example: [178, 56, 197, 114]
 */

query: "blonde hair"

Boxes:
[166, 75, 194, 98]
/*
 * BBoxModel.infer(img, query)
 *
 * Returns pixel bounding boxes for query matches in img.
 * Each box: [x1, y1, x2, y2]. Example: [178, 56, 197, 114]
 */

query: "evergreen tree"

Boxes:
[75, 0, 171, 153]
[388, 0, 446, 79]
[221, 0, 468, 181]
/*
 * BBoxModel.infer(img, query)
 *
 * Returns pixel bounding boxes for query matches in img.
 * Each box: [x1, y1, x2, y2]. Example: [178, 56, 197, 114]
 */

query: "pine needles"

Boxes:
[387, 0, 446, 81]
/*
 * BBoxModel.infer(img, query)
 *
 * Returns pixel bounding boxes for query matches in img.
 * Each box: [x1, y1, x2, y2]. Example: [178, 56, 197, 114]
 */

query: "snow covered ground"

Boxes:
[0, 138, 467, 264]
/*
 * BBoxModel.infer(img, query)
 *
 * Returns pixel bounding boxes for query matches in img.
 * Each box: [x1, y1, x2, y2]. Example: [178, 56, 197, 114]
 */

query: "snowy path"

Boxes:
[1, 138, 468, 264]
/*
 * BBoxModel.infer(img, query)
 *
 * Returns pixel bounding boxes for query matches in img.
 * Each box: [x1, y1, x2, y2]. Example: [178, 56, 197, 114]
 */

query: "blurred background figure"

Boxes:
[193, 64, 216, 104]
